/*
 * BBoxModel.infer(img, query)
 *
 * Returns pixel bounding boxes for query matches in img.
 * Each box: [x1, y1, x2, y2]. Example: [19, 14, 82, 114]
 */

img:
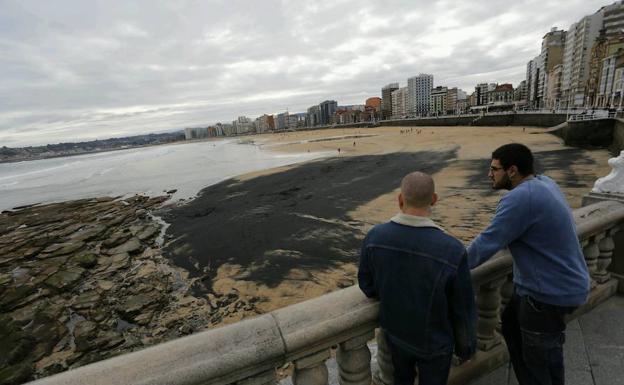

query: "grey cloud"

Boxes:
[0, 0, 610, 146]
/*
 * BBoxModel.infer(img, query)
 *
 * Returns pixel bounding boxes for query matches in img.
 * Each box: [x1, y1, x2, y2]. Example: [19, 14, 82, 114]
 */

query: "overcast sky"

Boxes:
[0, 0, 611, 146]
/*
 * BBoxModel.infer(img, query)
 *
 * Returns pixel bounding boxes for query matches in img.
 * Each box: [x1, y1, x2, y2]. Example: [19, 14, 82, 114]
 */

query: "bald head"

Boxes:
[400, 172, 435, 209]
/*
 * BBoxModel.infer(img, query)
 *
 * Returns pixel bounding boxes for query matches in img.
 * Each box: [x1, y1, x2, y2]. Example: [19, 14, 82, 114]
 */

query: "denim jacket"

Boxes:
[358, 213, 477, 359]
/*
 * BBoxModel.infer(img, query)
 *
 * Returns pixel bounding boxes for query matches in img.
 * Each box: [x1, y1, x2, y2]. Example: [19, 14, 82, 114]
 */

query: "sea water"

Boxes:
[0, 139, 329, 211]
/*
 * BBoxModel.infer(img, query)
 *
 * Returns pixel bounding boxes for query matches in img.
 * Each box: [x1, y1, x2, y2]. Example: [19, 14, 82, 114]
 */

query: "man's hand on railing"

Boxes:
[453, 352, 475, 366]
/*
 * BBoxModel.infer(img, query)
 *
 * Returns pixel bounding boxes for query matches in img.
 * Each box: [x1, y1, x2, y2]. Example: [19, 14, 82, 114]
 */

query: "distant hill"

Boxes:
[0, 131, 185, 163]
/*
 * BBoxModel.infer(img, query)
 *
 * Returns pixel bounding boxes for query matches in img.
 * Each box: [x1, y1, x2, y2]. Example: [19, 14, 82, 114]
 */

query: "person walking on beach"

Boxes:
[358, 172, 477, 385]
[468, 143, 589, 385]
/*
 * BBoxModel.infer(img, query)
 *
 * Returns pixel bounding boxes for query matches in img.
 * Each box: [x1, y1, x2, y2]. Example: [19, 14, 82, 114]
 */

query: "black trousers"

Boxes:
[385, 335, 453, 385]
[501, 292, 575, 385]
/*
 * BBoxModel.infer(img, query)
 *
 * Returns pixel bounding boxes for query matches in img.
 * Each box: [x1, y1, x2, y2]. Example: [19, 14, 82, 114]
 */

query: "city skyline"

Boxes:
[0, 0, 610, 146]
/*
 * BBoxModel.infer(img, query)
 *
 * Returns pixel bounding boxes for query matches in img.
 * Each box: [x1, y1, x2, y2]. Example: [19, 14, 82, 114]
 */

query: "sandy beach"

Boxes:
[161, 125, 612, 314]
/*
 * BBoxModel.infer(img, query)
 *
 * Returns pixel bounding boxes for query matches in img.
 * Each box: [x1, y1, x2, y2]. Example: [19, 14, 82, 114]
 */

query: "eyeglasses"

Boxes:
[489, 166, 504, 172]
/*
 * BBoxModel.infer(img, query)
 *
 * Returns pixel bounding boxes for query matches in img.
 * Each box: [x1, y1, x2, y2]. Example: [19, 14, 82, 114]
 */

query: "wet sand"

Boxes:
[161, 125, 612, 313]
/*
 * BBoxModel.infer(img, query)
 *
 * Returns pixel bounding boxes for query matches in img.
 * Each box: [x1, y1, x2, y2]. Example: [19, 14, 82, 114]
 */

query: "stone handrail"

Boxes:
[28, 200, 624, 385]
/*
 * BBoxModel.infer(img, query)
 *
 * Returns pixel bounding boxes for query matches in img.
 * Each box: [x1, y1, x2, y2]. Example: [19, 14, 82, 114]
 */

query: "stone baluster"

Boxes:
[582, 237, 600, 288]
[596, 228, 618, 283]
[336, 330, 374, 385]
[373, 329, 394, 385]
[293, 350, 330, 385]
[477, 277, 506, 351]
[497, 274, 514, 332]
[236, 370, 277, 385]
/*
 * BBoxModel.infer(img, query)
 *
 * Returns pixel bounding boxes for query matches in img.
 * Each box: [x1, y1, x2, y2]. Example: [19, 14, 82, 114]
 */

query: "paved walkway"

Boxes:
[471, 295, 624, 385]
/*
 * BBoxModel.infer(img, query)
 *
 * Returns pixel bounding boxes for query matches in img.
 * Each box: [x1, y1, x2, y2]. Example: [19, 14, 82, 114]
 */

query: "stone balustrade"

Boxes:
[28, 200, 624, 385]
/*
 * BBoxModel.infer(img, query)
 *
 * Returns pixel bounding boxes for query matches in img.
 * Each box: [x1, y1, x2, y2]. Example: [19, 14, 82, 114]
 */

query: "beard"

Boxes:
[492, 173, 512, 190]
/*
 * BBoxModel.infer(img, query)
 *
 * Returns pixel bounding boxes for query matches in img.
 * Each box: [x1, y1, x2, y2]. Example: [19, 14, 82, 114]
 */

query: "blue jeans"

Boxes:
[385, 335, 452, 385]
[502, 292, 575, 385]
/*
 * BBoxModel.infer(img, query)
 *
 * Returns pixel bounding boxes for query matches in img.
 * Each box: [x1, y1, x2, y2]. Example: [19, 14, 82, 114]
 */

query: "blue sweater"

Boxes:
[468, 175, 590, 307]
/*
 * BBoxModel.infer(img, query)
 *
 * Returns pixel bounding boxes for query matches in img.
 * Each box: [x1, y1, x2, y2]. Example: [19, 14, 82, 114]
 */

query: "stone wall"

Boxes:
[472, 114, 515, 126]
[377, 113, 567, 128]
[513, 113, 567, 127]
[612, 119, 624, 154]
[379, 116, 475, 127]
[556, 120, 614, 149]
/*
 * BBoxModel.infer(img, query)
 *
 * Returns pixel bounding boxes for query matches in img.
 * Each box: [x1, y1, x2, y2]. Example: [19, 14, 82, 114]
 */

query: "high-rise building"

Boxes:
[232, 116, 254, 135]
[545, 65, 563, 108]
[561, 11, 604, 107]
[381, 83, 399, 119]
[603, 1, 624, 39]
[306, 105, 321, 127]
[514, 80, 528, 103]
[475, 83, 497, 106]
[275, 112, 289, 131]
[255, 114, 274, 133]
[391, 87, 408, 118]
[319, 100, 338, 125]
[445, 88, 465, 114]
[287, 114, 299, 130]
[525, 27, 566, 108]
[407, 74, 433, 116]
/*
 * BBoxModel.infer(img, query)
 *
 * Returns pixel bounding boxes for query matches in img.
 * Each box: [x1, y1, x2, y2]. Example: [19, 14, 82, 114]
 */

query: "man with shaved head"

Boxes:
[358, 172, 477, 385]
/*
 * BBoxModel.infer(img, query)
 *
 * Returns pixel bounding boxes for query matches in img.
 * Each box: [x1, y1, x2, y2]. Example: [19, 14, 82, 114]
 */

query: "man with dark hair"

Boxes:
[468, 143, 590, 385]
[359, 172, 477, 385]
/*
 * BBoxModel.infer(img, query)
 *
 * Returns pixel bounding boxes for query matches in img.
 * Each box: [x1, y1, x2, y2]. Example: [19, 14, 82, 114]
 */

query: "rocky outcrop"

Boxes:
[0, 196, 260, 384]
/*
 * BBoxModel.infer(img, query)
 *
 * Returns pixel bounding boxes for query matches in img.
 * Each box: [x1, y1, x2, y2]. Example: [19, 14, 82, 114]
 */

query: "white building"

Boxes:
[232, 116, 254, 135]
[407, 74, 433, 116]
[475, 83, 497, 106]
[561, 11, 604, 107]
[604, 1, 624, 39]
[275, 112, 289, 131]
[527, 28, 566, 108]
[391, 87, 408, 118]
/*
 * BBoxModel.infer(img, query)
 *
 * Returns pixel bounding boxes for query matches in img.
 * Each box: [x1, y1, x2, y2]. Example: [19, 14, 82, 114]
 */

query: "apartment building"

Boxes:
[381, 83, 399, 119]
[255, 114, 274, 133]
[391, 87, 408, 118]
[407, 74, 433, 116]
[475, 83, 497, 105]
[430, 86, 448, 115]
[275, 112, 289, 131]
[306, 105, 321, 127]
[561, 11, 604, 107]
[445, 87, 466, 114]
[319, 100, 338, 125]
[604, 1, 624, 39]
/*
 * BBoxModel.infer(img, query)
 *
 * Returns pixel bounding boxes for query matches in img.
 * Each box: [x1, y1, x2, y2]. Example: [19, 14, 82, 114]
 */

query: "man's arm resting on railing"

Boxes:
[467, 191, 531, 268]
[448, 252, 478, 362]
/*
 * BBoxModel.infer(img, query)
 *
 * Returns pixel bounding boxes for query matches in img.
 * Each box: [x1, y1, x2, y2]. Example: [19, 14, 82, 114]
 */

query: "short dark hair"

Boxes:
[492, 143, 534, 176]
